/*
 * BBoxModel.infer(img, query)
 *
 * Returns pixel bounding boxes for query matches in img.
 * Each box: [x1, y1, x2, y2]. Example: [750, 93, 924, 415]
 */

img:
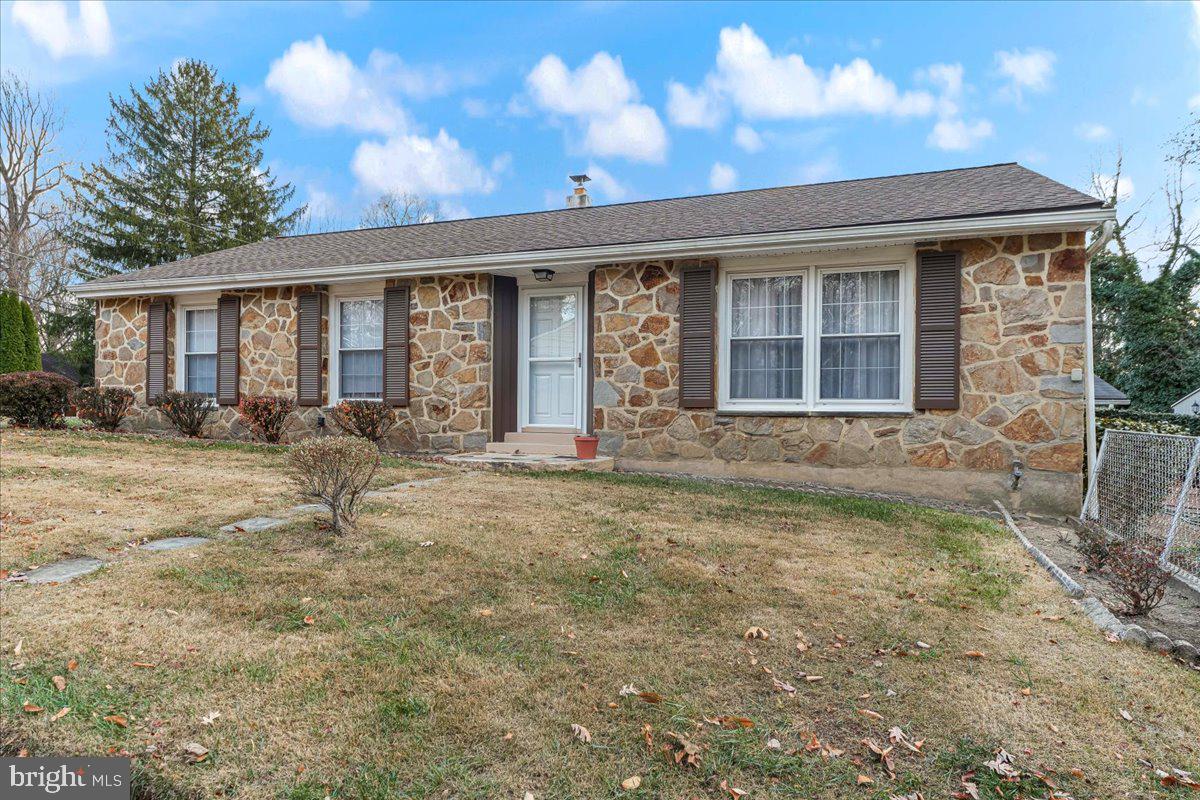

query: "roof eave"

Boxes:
[71, 205, 1114, 300]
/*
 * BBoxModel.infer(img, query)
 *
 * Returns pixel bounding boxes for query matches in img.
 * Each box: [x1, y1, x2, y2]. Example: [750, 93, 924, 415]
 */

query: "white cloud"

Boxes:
[915, 62, 964, 116]
[927, 118, 994, 151]
[584, 163, 628, 202]
[1094, 172, 1135, 202]
[798, 153, 839, 183]
[11, 0, 112, 59]
[341, 0, 370, 17]
[995, 48, 1055, 100]
[1075, 122, 1111, 142]
[367, 50, 466, 101]
[709, 162, 738, 192]
[666, 80, 724, 129]
[266, 37, 408, 134]
[461, 97, 493, 118]
[1190, 93, 1200, 110]
[351, 129, 499, 197]
[676, 24, 935, 121]
[525, 52, 668, 163]
[733, 124, 764, 153]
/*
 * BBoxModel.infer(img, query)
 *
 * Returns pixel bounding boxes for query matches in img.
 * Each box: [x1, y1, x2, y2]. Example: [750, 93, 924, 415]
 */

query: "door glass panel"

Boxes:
[529, 294, 577, 359]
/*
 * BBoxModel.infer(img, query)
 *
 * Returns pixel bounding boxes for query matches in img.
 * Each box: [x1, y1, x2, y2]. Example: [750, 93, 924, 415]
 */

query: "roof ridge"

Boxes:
[278, 162, 1023, 241]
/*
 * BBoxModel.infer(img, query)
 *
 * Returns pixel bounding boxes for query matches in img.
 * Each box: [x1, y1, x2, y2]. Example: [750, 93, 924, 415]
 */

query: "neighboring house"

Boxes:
[73, 163, 1114, 514]
[1094, 376, 1129, 409]
[1173, 387, 1200, 417]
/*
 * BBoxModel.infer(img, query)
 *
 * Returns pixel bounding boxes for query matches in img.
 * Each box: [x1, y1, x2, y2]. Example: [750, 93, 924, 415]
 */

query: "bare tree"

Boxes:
[359, 192, 444, 228]
[1089, 149, 1146, 260]
[0, 73, 74, 332]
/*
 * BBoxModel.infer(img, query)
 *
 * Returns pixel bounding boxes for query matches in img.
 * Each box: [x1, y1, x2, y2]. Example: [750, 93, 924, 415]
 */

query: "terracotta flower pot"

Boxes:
[574, 435, 600, 459]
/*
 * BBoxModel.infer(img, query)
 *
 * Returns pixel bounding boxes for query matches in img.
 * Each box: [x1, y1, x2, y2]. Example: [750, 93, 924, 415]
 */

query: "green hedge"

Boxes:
[1098, 408, 1200, 437]
[0, 291, 40, 373]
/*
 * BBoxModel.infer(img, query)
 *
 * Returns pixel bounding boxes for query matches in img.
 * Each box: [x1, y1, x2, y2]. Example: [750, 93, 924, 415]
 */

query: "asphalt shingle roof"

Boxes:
[83, 163, 1104, 289]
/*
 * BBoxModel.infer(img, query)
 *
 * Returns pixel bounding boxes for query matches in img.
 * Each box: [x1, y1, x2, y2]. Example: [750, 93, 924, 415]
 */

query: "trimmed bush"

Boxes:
[287, 436, 380, 533]
[329, 399, 397, 445]
[0, 292, 26, 374]
[154, 390, 214, 437]
[1099, 409, 1200, 437]
[237, 395, 296, 443]
[0, 370, 74, 428]
[1107, 542, 1171, 616]
[72, 386, 135, 431]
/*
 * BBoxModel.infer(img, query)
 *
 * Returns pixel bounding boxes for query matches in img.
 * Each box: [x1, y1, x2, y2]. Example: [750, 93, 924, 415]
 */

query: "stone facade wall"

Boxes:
[93, 276, 492, 452]
[384, 273, 491, 452]
[591, 233, 1088, 512]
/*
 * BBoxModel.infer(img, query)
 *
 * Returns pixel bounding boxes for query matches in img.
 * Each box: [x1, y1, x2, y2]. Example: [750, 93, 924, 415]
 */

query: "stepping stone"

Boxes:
[219, 516, 287, 533]
[141, 536, 210, 551]
[25, 557, 103, 584]
[367, 477, 450, 496]
[288, 503, 326, 514]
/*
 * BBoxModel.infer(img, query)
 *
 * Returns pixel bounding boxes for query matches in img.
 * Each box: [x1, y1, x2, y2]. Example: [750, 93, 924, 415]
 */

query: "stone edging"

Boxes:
[993, 501, 1084, 597]
[995, 501, 1200, 668]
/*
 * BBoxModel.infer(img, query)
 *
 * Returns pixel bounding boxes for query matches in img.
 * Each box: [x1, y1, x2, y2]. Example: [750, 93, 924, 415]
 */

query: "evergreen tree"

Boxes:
[20, 299, 40, 370]
[0, 292, 26, 373]
[71, 59, 303, 275]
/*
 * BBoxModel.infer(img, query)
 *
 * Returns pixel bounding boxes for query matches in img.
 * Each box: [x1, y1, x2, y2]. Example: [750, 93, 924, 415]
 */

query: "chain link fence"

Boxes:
[1082, 430, 1200, 586]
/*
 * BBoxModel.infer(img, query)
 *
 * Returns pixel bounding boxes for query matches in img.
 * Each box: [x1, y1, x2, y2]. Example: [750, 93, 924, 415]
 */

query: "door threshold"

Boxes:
[521, 426, 581, 434]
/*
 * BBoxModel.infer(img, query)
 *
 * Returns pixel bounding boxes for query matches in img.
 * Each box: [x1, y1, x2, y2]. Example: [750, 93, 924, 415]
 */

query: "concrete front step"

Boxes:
[504, 431, 579, 445]
[485, 441, 577, 456]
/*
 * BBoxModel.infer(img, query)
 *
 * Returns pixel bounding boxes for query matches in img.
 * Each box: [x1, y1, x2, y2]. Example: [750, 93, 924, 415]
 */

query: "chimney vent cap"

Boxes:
[569, 174, 591, 186]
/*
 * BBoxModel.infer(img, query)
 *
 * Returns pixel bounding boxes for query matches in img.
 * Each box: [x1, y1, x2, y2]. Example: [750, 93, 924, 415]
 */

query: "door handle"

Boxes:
[576, 352, 583, 367]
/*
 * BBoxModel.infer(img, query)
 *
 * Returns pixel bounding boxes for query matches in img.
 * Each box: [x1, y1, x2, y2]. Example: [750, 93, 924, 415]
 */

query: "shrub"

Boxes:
[237, 395, 296, 443]
[1098, 415, 1189, 437]
[1107, 542, 1171, 616]
[20, 300, 40, 370]
[1075, 520, 1113, 572]
[154, 390, 214, 437]
[287, 436, 380, 533]
[0, 370, 74, 427]
[1099, 409, 1200, 437]
[329, 399, 397, 445]
[72, 386, 135, 431]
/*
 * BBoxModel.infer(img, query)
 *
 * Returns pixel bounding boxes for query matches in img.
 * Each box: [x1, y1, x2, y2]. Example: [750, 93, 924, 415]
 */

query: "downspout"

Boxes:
[1083, 219, 1115, 491]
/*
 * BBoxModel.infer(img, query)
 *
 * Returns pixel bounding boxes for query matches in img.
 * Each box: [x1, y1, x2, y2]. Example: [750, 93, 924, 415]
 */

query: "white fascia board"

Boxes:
[71, 206, 1115, 299]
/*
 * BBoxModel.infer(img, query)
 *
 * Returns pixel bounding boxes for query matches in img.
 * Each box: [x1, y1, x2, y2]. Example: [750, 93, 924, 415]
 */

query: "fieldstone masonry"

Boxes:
[590, 233, 1088, 512]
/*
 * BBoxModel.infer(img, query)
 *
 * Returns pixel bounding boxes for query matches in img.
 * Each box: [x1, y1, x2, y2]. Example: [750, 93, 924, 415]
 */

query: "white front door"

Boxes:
[520, 286, 584, 429]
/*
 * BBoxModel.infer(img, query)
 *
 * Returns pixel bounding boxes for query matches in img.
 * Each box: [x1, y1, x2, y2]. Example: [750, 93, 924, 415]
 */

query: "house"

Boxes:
[1173, 387, 1200, 417]
[1094, 376, 1130, 409]
[73, 163, 1114, 514]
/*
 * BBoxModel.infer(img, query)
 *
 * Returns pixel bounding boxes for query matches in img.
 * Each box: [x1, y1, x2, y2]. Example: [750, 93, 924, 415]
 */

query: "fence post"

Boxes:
[1162, 438, 1200, 570]
[1081, 430, 1113, 521]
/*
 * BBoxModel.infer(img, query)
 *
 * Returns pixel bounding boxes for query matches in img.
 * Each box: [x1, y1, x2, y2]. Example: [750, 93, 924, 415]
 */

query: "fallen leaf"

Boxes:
[302, 615, 315, 626]
[858, 709, 884, 721]
[183, 742, 208, 763]
[717, 716, 755, 729]
[665, 732, 702, 767]
[620, 775, 641, 791]
[772, 677, 797, 695]
[103, 715, 128, 728]
[50, 707, 70, 721]
[984, 749, 1020, 778]
[963, 651, 986, 659]
[805, 675, 824, 682]
[766, 737, 782, 750]
[14, 639, 22, 656]
[571, 723, 592, 744]
[66, 659, 78, 671]
[856, 774, 874, 786]
[618, 684, 641, 697]
[131, 662, 156, 669]
[22, 702, 43, 714]
[719, 778, 747, 797]
[744, 626, 769, 640]
[637, 691, 663, 704]
[52, 675, 66, 691]
[478, 608, 493, 617]
[200, 710, 220, 726]
[863, 738, 897, 779]
[1119, 709, 1133, 722]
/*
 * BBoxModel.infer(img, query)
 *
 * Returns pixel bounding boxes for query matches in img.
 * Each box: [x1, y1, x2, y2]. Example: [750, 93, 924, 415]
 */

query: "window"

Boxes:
[819, 269, 901, 401]
[729, 274, 804, 400]
[720, 264, 908, 412]
[182, 308, 217, 397]
[336, 298, 383, 400]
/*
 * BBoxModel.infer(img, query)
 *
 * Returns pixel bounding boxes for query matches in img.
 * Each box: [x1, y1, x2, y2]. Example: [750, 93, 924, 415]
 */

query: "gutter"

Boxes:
[70, 206, 1115, 300]
[1083, 219, 1116, 495]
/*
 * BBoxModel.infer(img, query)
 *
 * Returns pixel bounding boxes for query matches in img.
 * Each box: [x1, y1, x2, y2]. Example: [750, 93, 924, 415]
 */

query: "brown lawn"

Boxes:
[1, 428, 1197, 799]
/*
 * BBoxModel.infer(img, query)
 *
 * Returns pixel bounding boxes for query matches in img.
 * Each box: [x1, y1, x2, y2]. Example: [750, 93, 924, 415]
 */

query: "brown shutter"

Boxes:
[296, 291, 324, 407]
[585, 269, 596, 434]
[146, 299, 168, 403]
[914, 250, 961, 410]
[679, 259, 717, 408]
[491, 275, 518, 437]
[383, 285, 410, 407]
[215, 294, 240, 405]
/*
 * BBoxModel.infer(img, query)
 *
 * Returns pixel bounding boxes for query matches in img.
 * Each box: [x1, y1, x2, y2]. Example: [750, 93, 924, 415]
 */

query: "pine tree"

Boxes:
[71, 59, 303, 275]
[20, 299, 40, 370]
[0, 292, 26, 373]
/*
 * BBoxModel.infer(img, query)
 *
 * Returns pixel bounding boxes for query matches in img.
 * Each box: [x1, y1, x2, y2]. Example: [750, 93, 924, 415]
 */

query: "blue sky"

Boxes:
[2, 0, 1196, 252]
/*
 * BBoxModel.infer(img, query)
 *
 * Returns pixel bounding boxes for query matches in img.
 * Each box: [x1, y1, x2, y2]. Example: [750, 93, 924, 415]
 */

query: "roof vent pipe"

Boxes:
[566, 174, 591, 208]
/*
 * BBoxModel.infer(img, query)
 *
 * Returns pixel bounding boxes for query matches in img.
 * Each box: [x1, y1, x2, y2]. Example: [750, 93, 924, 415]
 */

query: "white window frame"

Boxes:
[174, 299, 219, 399]
[329, 291, 386, 404]
[718, 251, 914, 414]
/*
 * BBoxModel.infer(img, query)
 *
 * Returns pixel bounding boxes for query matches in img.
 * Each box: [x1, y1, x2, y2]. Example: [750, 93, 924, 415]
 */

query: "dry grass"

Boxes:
[1, 430, 1197, 799]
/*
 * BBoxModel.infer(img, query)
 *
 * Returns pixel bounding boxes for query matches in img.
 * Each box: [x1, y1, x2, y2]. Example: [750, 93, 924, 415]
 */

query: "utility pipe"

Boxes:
[1083, 219, 1116, 497]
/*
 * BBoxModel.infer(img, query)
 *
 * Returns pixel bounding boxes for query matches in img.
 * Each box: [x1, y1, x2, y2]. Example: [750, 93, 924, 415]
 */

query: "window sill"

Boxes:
[714, 408, 914, 419]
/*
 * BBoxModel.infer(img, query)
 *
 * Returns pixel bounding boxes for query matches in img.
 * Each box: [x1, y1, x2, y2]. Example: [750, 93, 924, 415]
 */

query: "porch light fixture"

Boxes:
[532, 268, 555, 282]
